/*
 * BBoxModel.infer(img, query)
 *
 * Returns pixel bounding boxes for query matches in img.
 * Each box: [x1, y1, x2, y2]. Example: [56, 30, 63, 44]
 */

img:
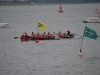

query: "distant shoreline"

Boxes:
[0, 2, 100, 6]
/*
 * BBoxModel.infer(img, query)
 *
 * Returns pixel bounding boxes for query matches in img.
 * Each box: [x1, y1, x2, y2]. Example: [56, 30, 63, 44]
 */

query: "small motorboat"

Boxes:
[0, 23, 8, 28]
[83, 17, 100, 23]
[83, 16, 100, 23]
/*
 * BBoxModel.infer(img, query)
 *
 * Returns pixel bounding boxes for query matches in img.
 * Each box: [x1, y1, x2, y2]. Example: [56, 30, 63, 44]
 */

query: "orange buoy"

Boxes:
[78, 52, 83, 57]
[35, 40, 40, 43]
[78, 50, 83, 57]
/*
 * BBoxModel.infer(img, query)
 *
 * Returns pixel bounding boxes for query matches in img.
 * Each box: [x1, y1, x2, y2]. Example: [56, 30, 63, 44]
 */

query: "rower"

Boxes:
[43, 32, 46, 39]
[24, 32, 29, 36]
[58, 31, 62, 37]
[63, 33, 67, 38]
[31, 32, 34, 36]
[24, 32, 29, 41]
[31, 32, 36, 40]
[20, 35, 25, 41]
[47, 32, 50, 39]
[53, 32, 55, 35]
[36, 33, 40, 39]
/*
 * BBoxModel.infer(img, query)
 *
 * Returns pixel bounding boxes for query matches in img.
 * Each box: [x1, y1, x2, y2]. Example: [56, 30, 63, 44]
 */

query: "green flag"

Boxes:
[83, 26, 98, 40]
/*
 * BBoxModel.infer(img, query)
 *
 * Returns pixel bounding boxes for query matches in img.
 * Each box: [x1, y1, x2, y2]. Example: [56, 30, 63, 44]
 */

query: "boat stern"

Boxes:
[0, 23, 8, 28]
[83, 18, 88, 23]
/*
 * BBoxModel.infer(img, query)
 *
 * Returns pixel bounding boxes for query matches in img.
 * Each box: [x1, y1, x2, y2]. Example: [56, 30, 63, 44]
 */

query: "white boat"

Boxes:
[83, 16, 100, 23]
[0, 23, 8, 28]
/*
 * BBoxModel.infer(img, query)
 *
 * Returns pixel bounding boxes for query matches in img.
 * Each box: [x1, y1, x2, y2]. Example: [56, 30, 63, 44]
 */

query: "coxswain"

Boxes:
[66, 30, 71, 37]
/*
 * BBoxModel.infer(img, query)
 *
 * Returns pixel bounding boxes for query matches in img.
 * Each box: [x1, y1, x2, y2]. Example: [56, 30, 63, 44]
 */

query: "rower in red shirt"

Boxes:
[24, 32, 28, 36]
[24, 32, 29, 41]
[31, 32, 34, 37]
[31, 32, 36, 40]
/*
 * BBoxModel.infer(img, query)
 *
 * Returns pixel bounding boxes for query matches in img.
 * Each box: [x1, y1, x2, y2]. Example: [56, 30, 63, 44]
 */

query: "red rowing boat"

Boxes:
[19, 33, 74, 42]
[14, 31, 76, 42]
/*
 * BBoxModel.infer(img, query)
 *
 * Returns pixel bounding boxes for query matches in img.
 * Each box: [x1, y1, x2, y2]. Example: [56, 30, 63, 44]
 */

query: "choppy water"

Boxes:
[0, 3, 100, 75]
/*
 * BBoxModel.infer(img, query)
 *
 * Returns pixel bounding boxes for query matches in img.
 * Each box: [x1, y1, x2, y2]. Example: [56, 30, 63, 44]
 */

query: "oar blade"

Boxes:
[14, 37, 19, 39]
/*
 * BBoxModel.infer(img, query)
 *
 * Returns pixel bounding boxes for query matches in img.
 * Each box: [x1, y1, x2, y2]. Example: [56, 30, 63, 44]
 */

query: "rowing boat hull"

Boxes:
[20, 35, 74, 41]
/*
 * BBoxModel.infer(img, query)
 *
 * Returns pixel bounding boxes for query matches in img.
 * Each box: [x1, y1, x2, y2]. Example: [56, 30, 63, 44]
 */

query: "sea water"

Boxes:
[0, 3, 100, 75]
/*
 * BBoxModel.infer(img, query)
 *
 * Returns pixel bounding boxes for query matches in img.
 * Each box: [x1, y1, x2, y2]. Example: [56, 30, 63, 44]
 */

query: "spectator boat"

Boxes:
[83, 9, 100, 23]
[83, 16, 100, 23]
[0, 23, 8, 28]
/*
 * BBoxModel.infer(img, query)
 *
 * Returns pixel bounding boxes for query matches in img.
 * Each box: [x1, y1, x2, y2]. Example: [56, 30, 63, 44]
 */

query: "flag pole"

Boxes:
[35, 26, 39, 43]
[80, 36, 84, 52]
[37, 26, 38, 34]
[78, 36, 84, 57]
[37, 21, 38, 34]
[35, 22, 39, 43]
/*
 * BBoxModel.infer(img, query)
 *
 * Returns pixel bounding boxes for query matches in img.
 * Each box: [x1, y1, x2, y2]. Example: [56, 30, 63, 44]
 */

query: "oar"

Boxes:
[71, 33, 83, 39]
[71, 33, 81, 36]
[70, 33, 83, 38]
[14, 37, 20, 39]
[72, 33, 100, 38]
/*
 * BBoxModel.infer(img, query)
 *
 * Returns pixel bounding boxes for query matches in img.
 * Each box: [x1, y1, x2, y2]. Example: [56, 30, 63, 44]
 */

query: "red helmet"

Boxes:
[67, 30, 70, 32]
